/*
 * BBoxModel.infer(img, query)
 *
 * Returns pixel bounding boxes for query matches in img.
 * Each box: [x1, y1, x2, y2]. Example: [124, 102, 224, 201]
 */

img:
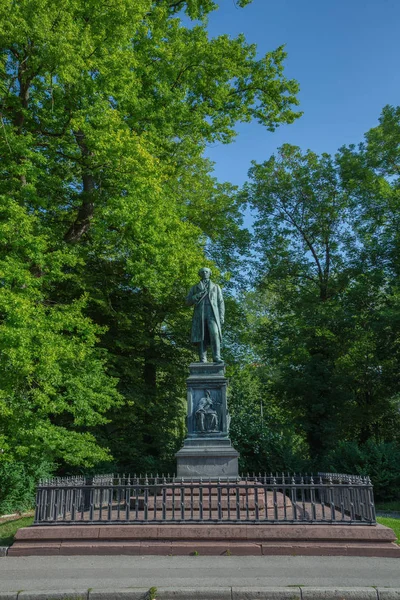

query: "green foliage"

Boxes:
[228, 365, 307, 473]
[147, 587, 158, 600]
[0, 0, 300, 508]
[376, 501, 400, 513]
[0, 461, 52, 514]
[324, 441, 400, 502]
[247, 144, 351, 303]
[230, 417, 307, 475]
[0, 197, 121, 472]
[243, 130, 400, 466]
[364, 105, 400, 176]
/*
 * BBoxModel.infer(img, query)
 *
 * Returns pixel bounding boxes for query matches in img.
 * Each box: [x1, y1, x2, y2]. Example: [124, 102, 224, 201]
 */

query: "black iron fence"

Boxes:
[34, 473, 376, 526]
[36, 474, 114, 512]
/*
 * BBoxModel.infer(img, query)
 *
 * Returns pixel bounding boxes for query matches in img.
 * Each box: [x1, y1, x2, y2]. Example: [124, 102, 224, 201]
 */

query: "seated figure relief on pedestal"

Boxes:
[195, 390, 220, 433]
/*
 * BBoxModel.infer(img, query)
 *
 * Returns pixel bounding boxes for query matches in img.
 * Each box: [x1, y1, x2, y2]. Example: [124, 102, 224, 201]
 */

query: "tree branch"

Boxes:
[279, 201, 325, 293]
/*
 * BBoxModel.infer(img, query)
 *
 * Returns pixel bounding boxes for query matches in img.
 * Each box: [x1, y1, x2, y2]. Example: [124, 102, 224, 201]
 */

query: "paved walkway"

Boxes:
[1, 555, 399, 591]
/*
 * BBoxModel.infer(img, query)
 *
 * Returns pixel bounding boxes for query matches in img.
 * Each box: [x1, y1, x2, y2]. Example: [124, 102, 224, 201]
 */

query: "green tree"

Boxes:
[0, 0, 301, 490]
[336, 105, 400, 444]
[244, 145, 353, 459]
[245, 139, 400, 462]
[0, 198, 121, 472]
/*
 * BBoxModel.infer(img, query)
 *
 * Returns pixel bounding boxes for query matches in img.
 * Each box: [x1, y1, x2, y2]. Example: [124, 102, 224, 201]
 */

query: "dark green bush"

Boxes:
[324, 440, 400, 502]
[0, 460, 54, 515]
[230, 414, 307, 475]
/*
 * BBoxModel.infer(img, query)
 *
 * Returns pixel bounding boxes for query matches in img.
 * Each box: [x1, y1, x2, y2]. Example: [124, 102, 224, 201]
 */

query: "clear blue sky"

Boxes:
[204, 0, 400, 187]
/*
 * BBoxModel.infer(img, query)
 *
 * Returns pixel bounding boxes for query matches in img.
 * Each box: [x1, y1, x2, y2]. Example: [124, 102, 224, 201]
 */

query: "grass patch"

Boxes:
[376, 501, 400, 513]
[377, 516, 400, 544]
[0, 516, 34, 546]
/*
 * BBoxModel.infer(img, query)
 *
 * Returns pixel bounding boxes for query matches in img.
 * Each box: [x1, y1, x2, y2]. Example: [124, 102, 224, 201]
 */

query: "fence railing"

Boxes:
[34, 474, 376, 526]
[36, 474, 114, 516]
[317, 472, 367, 483]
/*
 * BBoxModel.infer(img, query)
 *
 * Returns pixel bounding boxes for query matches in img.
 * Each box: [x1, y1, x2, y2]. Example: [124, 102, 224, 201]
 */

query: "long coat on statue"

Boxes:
[186, 281, 225, 344]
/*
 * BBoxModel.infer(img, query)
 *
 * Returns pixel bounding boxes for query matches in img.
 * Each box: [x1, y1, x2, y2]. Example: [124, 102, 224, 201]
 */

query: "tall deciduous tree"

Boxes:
[0, 0, 301, 484]
[245, 137, 400, 461]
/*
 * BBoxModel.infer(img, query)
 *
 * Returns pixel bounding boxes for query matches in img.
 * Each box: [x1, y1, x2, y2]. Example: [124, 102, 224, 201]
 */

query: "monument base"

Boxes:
[9, 523, 400, 557]
[176, 438, 239, 478]
[176, 361, 239, 478]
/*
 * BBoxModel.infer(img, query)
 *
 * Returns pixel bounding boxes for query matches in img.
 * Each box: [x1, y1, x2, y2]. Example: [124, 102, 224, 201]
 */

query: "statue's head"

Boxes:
[198, 267, 211, 280]
[205, 389, 211, 397]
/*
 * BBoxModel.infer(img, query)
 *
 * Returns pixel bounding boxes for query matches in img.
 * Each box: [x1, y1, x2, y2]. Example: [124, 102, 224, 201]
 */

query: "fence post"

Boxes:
[83, 476, 94, 511]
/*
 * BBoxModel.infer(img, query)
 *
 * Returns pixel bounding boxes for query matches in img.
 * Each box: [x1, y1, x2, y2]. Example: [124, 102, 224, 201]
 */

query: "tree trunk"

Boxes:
[64, 130, 95, 243]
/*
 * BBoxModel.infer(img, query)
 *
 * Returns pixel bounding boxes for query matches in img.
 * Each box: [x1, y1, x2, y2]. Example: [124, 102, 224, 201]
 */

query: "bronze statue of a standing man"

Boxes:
[186, 267, 225, 363]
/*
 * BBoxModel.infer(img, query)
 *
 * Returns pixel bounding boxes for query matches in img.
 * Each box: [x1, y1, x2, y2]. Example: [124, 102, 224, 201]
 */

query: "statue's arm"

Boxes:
[217, 286, 225, 325]
[185, 286, 196, 306]
[186, 285, 203, 306]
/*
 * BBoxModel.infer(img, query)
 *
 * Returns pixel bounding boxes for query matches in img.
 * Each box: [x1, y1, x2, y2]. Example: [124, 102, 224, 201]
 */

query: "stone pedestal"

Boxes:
[176, 362, 239, 478]
[11, 523, 400, 556]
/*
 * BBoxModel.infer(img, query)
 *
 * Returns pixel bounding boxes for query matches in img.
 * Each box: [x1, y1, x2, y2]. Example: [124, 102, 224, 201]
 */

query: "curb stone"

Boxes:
[90, 592, 148, 600]
[232, 588, 301, 599]
[0, 589, 399, 600]
[301, 589, 378, 599]
[18, 593, 88, 600]
[145, 589, 232, 599]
